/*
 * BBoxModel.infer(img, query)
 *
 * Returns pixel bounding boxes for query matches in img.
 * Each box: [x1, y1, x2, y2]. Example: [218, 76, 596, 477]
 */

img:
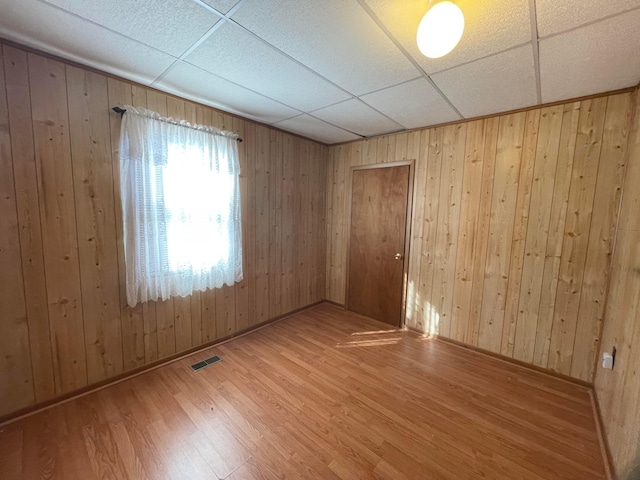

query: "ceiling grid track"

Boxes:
[174, 0, 369, 138]
[223, 18, 358, 100]
[149, 21, 227, 87]
[302, 114, 367, 138]
[539, 5, 640, 42]
[426, 41, 532, 77]
[34, 0, 178, 65]
[150, 0, 250, 86]
[201, 2, 407, 136]
[355, 0, 465, 120]
[4, 0, 639, 143]
[529, 0, 542, 104]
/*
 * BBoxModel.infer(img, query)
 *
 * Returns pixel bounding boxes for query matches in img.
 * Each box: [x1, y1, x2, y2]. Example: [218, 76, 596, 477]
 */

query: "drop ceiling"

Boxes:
[1, 0, 639, 144]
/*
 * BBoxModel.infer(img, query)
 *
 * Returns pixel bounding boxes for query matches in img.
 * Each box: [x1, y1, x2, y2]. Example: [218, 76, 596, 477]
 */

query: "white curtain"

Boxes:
[119, 105, 242, 307]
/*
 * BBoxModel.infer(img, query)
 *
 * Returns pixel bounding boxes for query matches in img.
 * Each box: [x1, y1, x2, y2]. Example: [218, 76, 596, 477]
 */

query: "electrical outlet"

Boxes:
[602, 347, 617, 370]
[612, 346, 616, 368]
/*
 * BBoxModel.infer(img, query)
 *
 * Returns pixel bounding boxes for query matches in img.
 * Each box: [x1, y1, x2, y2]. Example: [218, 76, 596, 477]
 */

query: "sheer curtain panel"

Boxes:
[119, 105, 242, 307]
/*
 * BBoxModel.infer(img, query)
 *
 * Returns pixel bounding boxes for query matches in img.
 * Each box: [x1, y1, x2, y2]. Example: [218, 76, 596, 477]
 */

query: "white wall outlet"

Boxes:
[602, 352, 614, 370]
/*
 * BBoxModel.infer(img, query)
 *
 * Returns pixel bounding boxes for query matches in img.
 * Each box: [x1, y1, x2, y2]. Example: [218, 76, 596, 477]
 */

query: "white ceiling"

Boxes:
[1, 0, 639, 144]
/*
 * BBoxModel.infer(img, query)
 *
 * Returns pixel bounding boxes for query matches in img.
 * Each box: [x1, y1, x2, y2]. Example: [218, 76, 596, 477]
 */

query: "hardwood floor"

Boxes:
[0, 304, 606, 479]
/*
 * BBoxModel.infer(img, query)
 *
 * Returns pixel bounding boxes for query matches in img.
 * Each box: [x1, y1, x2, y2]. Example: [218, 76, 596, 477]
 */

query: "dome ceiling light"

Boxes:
[417, 1, 465, 59]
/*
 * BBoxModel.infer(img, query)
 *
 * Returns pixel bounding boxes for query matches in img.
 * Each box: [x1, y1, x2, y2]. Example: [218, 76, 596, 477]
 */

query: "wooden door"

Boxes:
[347, 165, 410, 326]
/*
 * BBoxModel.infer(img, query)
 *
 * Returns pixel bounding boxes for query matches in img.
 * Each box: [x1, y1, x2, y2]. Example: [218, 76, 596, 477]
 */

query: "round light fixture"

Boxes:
[417, 1, 465, 59]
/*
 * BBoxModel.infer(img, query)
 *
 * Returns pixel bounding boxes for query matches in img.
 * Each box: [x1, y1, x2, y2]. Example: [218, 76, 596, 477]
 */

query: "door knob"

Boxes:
[394, 253, 403, 260]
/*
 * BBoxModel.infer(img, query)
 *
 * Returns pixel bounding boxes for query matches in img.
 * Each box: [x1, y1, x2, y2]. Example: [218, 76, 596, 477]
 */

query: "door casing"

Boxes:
[344, 160, 415, 328]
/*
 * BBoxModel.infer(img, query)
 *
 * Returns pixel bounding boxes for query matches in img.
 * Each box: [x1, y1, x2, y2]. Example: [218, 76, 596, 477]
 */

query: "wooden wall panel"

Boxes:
[327, 145, 346, 305]
[500, 110, 539, 356]
[326, 92, 635, 382]
[67, 66, 124, 384]
[0, 43, 327, 417]
[239, 119, 256, 332]
[512, 105, 563, 363]
[269, 130, 283, 318]
[28, 53, 88, 394]
[302, 140, 312, 306]
[254, 124, 270, 324]
[532, 102, 580, 368]
[547, 98, 607, 375]
[418, 128, 443, 333]
[478, 112, 527, 352]
[0, 45, 34, 414]
[467, 117, 499, 345]
[281, 135, 294, 314]
[310, 141, 325, 306]
[595, 88, 640, 480]
[3, 46, 55, 402]
[142, 301, 158, 363]
[432, 124, 466, 338]
[571, 94, 630, 380]
[405, 130, 427, 329]
[450, 120, 484, 343]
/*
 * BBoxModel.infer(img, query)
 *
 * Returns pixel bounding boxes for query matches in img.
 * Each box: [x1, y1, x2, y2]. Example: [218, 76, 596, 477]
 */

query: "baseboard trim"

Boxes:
[590, 389, 616, 480]
[404, 326, 592, 389]
[0, 301, 324, 426]
[323, 300, 346, 309]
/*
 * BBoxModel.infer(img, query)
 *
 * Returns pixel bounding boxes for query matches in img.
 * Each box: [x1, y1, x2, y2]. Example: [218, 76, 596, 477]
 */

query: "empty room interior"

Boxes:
[1, 0, 640, 479]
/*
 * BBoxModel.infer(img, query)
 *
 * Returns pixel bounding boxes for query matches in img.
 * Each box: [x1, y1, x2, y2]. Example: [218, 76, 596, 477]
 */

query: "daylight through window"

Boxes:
[119, 106, 242, 307]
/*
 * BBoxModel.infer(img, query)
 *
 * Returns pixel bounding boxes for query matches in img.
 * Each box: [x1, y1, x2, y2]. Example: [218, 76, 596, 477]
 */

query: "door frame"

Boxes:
[344, 160, 415, 328]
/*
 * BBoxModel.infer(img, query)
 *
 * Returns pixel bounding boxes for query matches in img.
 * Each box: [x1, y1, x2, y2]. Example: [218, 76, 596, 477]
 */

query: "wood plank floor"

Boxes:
[0, 304, 606, 479]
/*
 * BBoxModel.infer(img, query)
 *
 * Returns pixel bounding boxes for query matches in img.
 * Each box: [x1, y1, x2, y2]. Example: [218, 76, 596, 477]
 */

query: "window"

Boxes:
[119, 106, 242, 307]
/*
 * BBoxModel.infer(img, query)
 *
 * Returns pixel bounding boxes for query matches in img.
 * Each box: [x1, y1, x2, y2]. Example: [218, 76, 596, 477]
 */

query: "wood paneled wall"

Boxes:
[595, 88, 640, 480]
[0, 44, 327, 417]
[326, 91, 635, 382]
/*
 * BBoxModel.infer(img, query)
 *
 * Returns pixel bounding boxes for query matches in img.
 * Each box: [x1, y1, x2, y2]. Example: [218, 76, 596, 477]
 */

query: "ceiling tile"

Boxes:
[540, 10, 640, 104]
[311, 99, 403, 137]
[0, 0, 175, 85]
[200, 0, 241, 15]
[360, 78, 461, 129]
[536, 0, 640, 37]
[431, 44, 537, 119]
[155, 61, 300, 124]
[363, 0, 531, 74]
[185, 23, 351, 112]
[42, 0, 219, 57]
[274, 114, 361, 144]
[231, 0, 419, 95]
